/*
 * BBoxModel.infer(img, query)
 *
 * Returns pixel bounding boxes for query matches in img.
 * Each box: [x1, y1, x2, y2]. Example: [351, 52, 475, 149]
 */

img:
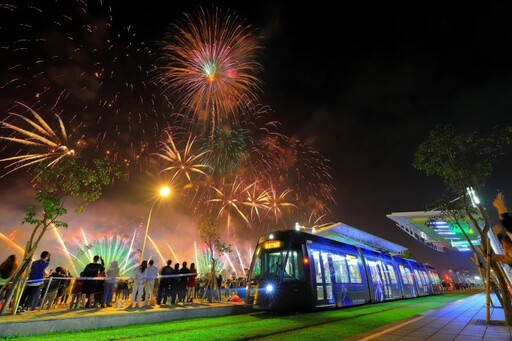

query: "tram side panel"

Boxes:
[393, 257, 418, 298]
[308, 241, 370, 308]
[424, 264, 443, 294]
[379, 253, 403, 300]
[360, 248, 402, 303]
[406, 259, 431, 296]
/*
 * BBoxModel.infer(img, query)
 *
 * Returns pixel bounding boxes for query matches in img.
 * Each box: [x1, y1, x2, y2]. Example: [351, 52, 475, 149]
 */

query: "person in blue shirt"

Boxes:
[18, 251, 51, 312]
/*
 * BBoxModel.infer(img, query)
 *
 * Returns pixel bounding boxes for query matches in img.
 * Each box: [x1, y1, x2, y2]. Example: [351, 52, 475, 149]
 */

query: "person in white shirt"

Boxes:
[130, 260, 147, 308]
[144, 259, 158, 306]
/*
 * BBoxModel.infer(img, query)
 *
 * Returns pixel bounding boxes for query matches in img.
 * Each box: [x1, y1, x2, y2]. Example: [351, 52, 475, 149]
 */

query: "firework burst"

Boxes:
[202, 127, 250, 179]
[265, 186, 297, 221]
[158, 6, 262, 130]
[241, 181, 269, 221]
[0, 1, 173, 171]
[0, 102, 75, 177]
[209, 178, 250, 225]
[155, 131, 211, 185]
[70, 233, 138, 276]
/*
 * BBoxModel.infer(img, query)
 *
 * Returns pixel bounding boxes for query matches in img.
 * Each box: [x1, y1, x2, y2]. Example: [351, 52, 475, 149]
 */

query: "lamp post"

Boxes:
[141, 186, 170, 261]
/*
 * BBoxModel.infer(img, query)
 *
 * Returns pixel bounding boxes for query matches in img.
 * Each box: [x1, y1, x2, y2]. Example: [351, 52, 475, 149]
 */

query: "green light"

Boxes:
[201, 60, 218, 81]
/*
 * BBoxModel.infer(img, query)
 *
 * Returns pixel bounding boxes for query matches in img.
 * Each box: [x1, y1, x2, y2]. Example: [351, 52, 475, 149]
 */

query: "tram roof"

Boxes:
[386, 211, 481, 252]
[312, 222, 408, 255]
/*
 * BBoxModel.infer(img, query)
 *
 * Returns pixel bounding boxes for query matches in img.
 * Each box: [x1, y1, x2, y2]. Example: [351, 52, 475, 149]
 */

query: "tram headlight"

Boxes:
[265, 284, 274, 293]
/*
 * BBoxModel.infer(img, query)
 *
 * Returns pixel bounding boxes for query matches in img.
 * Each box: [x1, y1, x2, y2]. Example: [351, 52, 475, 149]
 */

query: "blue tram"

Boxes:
[245, 230, 441, 311]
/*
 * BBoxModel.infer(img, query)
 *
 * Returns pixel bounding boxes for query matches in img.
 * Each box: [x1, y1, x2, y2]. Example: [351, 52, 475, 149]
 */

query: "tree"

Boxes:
[198, 217, 232, 302]
[0, 157, 122, 315]
[413, 124, 512, 325]
[401, 249, 416, 260]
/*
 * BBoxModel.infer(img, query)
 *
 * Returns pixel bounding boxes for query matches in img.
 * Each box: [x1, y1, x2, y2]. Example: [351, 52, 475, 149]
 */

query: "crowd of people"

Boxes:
[0, 252, 248, 313]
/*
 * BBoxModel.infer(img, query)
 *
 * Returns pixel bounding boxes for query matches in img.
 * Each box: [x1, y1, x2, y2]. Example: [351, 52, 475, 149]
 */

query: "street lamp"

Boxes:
[141, 186, 170, 261]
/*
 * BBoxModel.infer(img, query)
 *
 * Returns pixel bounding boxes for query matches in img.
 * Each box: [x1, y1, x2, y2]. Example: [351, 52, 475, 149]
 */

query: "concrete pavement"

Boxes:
[0, 299, 249, 337]
[347, 292, 511, 341]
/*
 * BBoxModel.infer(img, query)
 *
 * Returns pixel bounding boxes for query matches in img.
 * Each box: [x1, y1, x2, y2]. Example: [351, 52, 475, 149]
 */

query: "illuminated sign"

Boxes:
[263, 240, 281, 249]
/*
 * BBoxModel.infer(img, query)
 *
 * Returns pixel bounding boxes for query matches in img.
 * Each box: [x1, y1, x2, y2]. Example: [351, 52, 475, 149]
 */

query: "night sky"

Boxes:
[2, 0, 512, 276]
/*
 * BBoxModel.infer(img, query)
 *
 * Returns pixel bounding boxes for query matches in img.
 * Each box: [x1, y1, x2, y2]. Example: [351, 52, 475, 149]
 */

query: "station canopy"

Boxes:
[386, 211, 481, 252]
[312, 222, 408, 255]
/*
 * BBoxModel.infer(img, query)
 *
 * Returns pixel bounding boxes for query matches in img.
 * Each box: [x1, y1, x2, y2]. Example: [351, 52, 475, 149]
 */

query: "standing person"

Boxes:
[69, 277, 83, 309]
[59, 270, 74, 305]
[41, 266, 65, 309]
[80, 255, 105, 308]
[170, 262, 180, 305]
[494, 193, 512, 236]
[0, 254, 18, 289]
[144, 259, 158, 306]
[186, 263, 197, 303]
[178, 261, 189, 305]
[157, 260, 172, 305]
[18, 251, 51, 312]
[130, 260, 147, 308]
[0, 255, 18, 308]
[115, 279, 129, 307]
[102, 260, 119, 308]
[216, 274, 223, 302]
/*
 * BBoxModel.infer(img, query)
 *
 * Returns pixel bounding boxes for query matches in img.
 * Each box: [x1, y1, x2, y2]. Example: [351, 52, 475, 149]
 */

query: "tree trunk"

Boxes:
[492, 261, 512, 325]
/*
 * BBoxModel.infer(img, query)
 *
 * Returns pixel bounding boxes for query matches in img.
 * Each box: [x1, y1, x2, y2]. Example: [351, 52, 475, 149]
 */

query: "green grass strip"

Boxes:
[2, 291, 477, 341]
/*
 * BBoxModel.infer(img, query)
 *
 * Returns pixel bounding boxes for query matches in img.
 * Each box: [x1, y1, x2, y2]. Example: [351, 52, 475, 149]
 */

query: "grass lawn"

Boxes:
[2, 290, 479, 341]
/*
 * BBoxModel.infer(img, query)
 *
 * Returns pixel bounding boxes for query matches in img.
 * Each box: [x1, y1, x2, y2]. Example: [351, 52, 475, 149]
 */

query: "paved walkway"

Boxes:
[348, 292, 512, 341]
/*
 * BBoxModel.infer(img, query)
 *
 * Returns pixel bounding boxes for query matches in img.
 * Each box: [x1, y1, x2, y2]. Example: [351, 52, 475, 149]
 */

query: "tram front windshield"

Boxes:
[249, 244, 304, 281]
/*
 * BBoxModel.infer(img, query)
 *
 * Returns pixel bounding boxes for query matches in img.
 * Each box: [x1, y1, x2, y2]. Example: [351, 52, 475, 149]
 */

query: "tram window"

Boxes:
[414, 270, 424, 286]
[428, 271, 441, 284]
[405, 267, 413, 285]
[323, 255, 332, 284]
[283, 251, 303, 281]
[386, 264, 398, 284]
[378, 262, 391, 286]
[313, 251, 323, 284]
[420, 271, 429, 285]
[346, 255, 362, 284]
[332, 254, 349, 283]
[423, 271, 430, 282]
[268, 251, 287, 277]
[368, 261, 380, 284]
[249, 247, 262, 280]
[399, 265, 412, 285]
[418, 270, 426, 285]
[250, 248, 290, 280]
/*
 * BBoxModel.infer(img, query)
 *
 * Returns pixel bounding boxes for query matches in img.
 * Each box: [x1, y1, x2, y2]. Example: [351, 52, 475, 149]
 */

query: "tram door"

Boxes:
[312, 249, 334, 306]
[378, 262, 392, 299]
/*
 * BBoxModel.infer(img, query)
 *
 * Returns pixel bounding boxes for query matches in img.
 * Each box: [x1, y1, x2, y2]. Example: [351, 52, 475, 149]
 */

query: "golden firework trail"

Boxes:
[0, 102, 74, 177]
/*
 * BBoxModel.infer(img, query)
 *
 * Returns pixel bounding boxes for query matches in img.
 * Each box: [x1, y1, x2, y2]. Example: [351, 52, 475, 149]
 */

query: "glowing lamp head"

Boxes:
[265, 284, 274, 293]
[159, 186, 171, 197]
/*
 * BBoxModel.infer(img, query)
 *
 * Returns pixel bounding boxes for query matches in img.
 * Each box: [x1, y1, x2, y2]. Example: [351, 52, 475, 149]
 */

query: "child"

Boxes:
[69, 279, 83, 309]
